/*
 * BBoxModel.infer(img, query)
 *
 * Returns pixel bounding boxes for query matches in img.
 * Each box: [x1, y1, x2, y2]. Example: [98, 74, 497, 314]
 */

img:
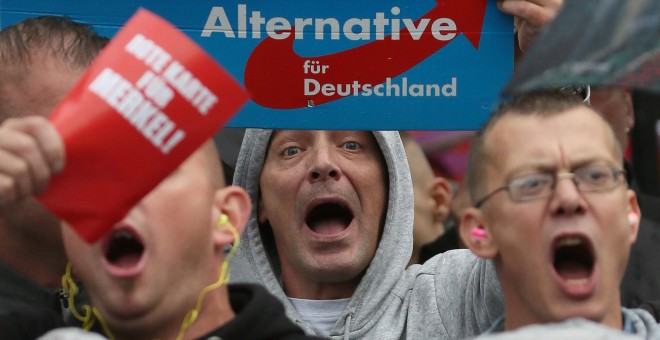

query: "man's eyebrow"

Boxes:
[505, 161, 557, 176]
[569, 158, 619, 169]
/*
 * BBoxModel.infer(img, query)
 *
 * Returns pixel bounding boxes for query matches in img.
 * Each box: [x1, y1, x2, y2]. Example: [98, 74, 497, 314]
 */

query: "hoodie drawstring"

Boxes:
[344, 313, 353, 340]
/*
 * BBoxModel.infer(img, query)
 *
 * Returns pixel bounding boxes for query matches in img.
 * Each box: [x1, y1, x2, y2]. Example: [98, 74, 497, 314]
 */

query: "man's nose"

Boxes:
[550, 173, 585, 215]
[308, 147, 341, 182]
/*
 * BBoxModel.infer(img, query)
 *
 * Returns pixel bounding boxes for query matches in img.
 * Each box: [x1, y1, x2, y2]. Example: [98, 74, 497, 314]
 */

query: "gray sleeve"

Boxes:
[476, 318, 645, 340]
[407, 249, 504, 339]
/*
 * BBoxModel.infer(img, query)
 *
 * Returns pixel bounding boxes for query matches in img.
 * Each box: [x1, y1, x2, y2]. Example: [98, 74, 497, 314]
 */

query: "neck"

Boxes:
[502, 287, 624, 331]
[408, 246, 421, 266]
[282, 273, 361, 300]
[504, 308, 623, 332]
[112, 286, 236, 340]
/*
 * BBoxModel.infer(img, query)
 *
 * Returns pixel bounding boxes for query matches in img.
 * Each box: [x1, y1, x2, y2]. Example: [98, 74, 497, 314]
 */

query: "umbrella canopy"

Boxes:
[503, 0, 660, 96]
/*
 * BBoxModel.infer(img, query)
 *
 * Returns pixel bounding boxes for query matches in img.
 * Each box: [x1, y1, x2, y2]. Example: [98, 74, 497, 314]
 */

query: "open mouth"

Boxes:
[305, 202, 354, 235]
[103, 228, 145, 269]
[552, 235, 595, 286]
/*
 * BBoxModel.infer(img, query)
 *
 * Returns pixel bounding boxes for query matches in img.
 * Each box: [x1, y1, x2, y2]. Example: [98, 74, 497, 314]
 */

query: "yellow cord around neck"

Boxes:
[176, 214, 240, 340]
[61, 263, 115, 340]
[60, 214, 240, 340]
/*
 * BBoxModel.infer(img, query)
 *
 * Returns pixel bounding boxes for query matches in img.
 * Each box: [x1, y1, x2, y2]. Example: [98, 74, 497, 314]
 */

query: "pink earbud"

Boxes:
[471, 227, 488, 240]
[628, 212, 639, 225]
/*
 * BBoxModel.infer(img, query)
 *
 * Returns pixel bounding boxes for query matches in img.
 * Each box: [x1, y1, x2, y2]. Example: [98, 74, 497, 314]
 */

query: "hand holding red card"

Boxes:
[36, 9, 248, 243]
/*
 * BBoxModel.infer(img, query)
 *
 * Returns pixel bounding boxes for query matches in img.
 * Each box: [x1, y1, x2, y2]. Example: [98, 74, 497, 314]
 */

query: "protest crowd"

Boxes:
[1, 0, 660, 339]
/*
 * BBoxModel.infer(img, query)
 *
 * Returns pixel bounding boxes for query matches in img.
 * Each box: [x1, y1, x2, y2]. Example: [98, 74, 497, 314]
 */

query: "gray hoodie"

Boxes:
[477, 308, 660, 339]
[229, 129, 503, 339]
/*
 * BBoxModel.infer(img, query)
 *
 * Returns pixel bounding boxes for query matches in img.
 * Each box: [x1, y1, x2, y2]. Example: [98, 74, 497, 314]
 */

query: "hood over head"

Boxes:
[229, 129, 413, 336]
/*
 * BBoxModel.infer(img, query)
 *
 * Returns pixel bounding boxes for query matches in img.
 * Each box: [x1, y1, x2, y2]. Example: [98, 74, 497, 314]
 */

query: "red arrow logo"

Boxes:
[244, 0, 487, 109]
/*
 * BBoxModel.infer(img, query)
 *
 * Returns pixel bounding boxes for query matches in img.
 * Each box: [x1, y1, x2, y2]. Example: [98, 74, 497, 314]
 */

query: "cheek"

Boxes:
[358, 165, 387, 197]
[489, 207, 542, 247]
[598, 214, 630, 245]
[594, 195, 631, 232]
[260, 172, 301, 211]
[62, 228, 95, 273]
[258, 186, 296, 229]
[259, 184, 283, 220]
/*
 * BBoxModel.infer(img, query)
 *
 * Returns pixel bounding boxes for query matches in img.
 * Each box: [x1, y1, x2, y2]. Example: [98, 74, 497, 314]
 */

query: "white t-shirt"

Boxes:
[288, 297, 350, 337]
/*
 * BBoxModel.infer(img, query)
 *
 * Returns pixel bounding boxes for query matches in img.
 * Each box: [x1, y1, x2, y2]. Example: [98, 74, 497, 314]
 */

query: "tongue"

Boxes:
[556, 261, 590, 280]
[310, 218, 347, 235]
[111, 253, 142, 268]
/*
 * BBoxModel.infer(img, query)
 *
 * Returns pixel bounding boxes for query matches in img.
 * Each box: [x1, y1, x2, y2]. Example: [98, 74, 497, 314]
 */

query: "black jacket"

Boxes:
[621, 215, 660, 308]
[640, 300, 660, 321]
[620, 161, 660, 307]
[0, 261, 64, 339]
[198, 284, 321, 340]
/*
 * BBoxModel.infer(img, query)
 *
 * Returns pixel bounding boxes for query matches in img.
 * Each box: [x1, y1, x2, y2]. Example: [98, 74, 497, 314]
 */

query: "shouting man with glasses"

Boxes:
[459, 90, 658, 337]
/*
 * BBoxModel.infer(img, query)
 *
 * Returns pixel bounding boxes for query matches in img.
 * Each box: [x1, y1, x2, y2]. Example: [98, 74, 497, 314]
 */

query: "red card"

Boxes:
[36, 9, 248, 243]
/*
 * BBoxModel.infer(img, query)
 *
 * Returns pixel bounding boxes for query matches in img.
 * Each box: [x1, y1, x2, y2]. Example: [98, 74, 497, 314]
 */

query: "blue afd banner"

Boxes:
[1, 0, 513, 130]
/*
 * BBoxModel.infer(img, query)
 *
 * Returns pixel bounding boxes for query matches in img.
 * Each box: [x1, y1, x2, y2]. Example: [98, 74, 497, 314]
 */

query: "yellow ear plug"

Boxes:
[218, 213, 229, 227]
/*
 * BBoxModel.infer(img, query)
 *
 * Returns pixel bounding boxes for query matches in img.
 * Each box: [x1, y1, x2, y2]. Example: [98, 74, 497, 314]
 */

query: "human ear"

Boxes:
[429, 177, 453, 224]
[460, 207, 497, 259]
[621, 89, 634, 132]
[212, 185, 252, 247]
[626, 190, 641, 245]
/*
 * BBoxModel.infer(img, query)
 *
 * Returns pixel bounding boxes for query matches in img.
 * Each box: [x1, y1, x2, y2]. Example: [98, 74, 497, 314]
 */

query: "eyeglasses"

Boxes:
[474, 165, 626, 208]
[558, 84, 591, 105]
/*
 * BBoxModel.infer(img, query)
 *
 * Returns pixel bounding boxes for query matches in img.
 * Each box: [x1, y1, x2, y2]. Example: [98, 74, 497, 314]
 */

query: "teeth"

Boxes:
[557, 237, 582, 247]
[114, 230, 134, 240]
[567, 278, 588, 286]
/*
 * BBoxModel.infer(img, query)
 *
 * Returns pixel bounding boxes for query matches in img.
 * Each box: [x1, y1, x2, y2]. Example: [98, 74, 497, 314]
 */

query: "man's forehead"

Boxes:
[489, 106, 610, 141]
[484, 107, 621, 169]
[1, 57, 84, 117]
[271, 129, 373, 136]
[269, 130, 376, 144]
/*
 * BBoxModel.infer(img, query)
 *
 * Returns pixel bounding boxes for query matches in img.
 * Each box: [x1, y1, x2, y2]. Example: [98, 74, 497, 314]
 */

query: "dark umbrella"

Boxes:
[503, 0, 660, 96]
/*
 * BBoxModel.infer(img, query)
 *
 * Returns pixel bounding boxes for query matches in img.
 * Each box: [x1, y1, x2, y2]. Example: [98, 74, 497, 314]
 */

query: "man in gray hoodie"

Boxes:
[459, 90, 658, 338]
[229, 129, 503, 339]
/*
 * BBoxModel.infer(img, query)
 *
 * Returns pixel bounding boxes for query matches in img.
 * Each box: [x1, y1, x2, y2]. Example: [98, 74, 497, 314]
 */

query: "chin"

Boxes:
[307, 261, 366, 283]
[550, 300, 609, 324]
